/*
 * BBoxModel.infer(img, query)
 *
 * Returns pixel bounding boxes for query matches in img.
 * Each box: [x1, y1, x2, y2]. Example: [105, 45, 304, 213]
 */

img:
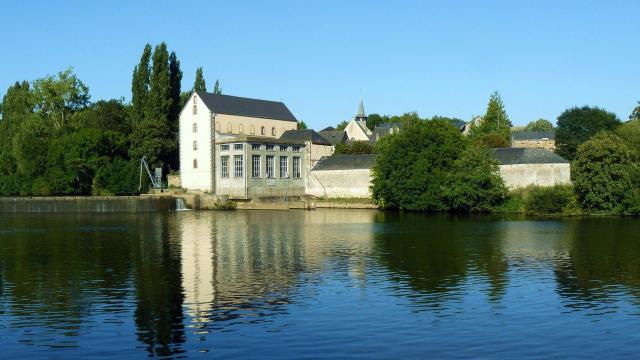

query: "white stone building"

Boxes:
[179, 91, 298, 194]
[491, 148, 570, 189]
[308, 155, 375, 198]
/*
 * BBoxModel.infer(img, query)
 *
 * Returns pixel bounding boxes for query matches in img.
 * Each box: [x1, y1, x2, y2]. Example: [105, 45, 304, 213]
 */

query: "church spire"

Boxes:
[355, 98, 367, 123]
[357, 98, 365, 117]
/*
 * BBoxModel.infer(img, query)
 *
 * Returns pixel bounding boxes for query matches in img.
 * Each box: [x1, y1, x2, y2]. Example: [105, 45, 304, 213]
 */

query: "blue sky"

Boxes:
[1, 0, 638, 128]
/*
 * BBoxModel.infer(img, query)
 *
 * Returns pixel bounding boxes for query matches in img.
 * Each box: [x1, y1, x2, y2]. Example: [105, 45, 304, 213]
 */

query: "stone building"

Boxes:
[511, 131, 556, 151]
[215, 136, 306, 198]
[279, 130, 335, 191]
[308, 154, 375, 198]
[179, 91, 299, 194]
[491, 148, 570, 189]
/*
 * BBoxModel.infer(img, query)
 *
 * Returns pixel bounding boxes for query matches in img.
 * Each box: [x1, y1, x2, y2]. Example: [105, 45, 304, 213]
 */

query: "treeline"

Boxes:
[0, 42, 219, 196]
[371, 94, 640, 215]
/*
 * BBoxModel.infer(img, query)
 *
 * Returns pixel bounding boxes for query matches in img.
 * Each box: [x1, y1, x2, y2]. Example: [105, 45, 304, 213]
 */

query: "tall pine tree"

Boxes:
[470, 91, 512, 145]
[168, 51, 183, 170]
[131, 44, 152, 123]
[213, 79, 222, 95]
[194, 67, 206, 92]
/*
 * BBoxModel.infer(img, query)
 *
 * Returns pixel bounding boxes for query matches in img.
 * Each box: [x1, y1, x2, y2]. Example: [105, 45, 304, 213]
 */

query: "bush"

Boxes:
[525, 185, 575, 214]
[621, 189, 640, 216]
[473, 132, 510, 148]
[334, 141, 375, 155]
[444, 144, 507, 212]
[574, 132, 635, 212]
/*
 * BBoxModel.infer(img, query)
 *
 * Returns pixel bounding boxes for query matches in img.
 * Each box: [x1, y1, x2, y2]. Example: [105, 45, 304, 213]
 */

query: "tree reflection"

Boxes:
[554, 218, 640, 305]
[373, 212, 509, 305]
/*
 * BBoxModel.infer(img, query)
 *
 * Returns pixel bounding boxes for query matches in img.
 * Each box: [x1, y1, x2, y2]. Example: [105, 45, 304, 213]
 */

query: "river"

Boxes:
[0, 210, 638, 359]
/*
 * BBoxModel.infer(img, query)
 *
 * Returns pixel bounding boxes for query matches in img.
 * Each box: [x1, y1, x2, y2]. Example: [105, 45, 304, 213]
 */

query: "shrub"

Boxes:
[574, 132, 635, 212]
[334, 141, 375, 155]
[525, 185, 575, 214]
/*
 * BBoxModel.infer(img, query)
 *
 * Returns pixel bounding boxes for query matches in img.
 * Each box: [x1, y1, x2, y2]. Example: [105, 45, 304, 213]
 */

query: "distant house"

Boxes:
[322, 100, 403, 145]
[461, 116, 483, 135]
[491, 148, 570, 189]
[511, 131, 556, 151]
[179, 91, 301, 196]
[308, 154, 375, 198]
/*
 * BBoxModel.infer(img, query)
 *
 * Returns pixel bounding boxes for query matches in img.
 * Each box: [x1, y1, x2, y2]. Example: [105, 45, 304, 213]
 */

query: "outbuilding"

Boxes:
[491, 148, 570, 189]
[307, 154, 375, 198]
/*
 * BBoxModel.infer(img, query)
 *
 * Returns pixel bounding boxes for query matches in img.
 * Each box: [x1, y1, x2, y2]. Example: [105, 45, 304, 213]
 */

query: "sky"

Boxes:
[1, 0, 639, 128]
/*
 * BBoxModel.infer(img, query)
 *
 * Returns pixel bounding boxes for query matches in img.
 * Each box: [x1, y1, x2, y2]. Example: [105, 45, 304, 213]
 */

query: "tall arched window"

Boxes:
[193, 141, 198, 150]
[271, 127, 276, 136]
[193, 159, 198, 169]
[192, 95, 198, 115]
[227, 123, 233, 133]
[261, 126, 266, 135]
[250, 125, 255, 134]
[239, 124, 245, 133]
[193, 123, 197, 133]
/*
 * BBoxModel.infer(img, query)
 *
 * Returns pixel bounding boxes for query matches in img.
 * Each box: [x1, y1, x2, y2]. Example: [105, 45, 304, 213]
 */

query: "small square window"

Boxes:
[252, 144, 261, 151]
[233, 143, 244, 150]
[220, 144, 230, 151]
[266, 144, 275, 151]
[292, 146, 301, 153]
[279, 145, 288, 152]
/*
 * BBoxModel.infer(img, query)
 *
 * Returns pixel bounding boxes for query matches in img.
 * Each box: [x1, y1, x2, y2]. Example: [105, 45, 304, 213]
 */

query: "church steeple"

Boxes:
[355, 98, 367, 123]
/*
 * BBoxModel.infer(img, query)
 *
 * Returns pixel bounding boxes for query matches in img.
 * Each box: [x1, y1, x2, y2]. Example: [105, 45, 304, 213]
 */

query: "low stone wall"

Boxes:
[307, 169, 372, 198]
[0, 196, 176, 213]
[499, 163, 571, 189]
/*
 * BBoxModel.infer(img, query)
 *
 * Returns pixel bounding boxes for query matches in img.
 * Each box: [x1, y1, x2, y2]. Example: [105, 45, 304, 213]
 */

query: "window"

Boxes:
[239, 124, 244, 133]
[233, 143, 244, 150]
[279, 145, 288, 152]
[234, 155, 243, 178]
[280, 156, 288, 178]
[221, 156, 229, 178]
[293, 157, 301, 178]
[227, 123, 233, 133]
[252, 155, 261, 178]
[193, 158, 198, 169]
[266, 155, 275, 178]
[250, 125, 255, 134]
[220, 144, 229, 151]
[271, 127, 276, 136]
[252, 143, 261, 151]
[193, 123, 197, 133]
[215, 122, 221, 132]
[192, 104, 197, 115]
[266, 144, 275, 151]
[292, 146, 301, 153]
[261, 126, 266, 135]
[193, 141, 198, 151]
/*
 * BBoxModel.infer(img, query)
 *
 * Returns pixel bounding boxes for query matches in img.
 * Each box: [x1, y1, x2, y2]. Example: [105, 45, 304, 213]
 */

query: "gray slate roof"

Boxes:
[319, 130, 348, 145]
[195, 91, 297, 122]
[279, 129, 332, 146]
[491, 148, 569, 165]
[511, 131, 555, 140]
[312, 154, 375, 171]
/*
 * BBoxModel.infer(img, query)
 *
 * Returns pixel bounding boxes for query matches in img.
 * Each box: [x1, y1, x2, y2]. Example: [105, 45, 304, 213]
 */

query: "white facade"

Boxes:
[308, 168, 373, 198]
[344, 119, 371, 141]
[179, 92, 298, 192]
[498, 163, 571, 189]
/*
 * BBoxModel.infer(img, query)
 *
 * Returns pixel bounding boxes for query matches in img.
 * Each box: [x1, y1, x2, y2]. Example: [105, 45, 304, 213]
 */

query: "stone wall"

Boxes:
[511, 139, 556, 151]
[0, 196, 176, 213]
[499, 163, 570, 189]
[307, 169, 372, 198]
[168, 174, 182, 188]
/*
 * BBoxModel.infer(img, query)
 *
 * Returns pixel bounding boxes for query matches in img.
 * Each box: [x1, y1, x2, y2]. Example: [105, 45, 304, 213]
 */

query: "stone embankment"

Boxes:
[0, 195, 175, 213]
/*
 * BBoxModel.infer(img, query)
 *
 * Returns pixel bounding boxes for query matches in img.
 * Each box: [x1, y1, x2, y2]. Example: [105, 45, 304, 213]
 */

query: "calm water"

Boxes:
[1, 210, 639, 359]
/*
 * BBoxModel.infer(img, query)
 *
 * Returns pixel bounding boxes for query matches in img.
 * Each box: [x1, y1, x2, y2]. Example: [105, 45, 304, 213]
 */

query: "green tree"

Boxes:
[0, 81, 33, 155]
[213, 79, 222, 95]
[12, 114, 51, 181]
[131, 44, 152, 123]
[524, 118, 554, 132]
[70, 99, 131, 134]
[334, 141, 375, 155]
[555, 106, 621, 160]
[335, 120, 349, 130]
[167, 51, 183, 171]
[130, 42, 175, 166]
[372, 119, 465, 210]
[630, 101, 640, 121]
[366, 113, 388, 130]
[616, 120, 640, 160]
[443, 144, 507, 212]
[32, 68, 90, 130]
[574, 132, 635, 212]
[297, 121, 307, 130]
[470, 91, 512, 143]
[194, 67, 206, 92]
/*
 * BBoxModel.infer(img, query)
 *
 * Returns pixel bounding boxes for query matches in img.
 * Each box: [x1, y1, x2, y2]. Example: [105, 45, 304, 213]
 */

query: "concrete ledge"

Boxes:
[0, 196, 176, 213]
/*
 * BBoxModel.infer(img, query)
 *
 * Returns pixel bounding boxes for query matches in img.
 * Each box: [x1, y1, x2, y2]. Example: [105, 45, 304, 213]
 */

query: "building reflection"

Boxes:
[177, 209, 377, 331]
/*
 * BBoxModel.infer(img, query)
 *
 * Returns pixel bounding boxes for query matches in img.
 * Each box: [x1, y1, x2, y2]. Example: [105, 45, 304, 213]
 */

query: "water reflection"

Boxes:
[1, 211, 640, 358]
